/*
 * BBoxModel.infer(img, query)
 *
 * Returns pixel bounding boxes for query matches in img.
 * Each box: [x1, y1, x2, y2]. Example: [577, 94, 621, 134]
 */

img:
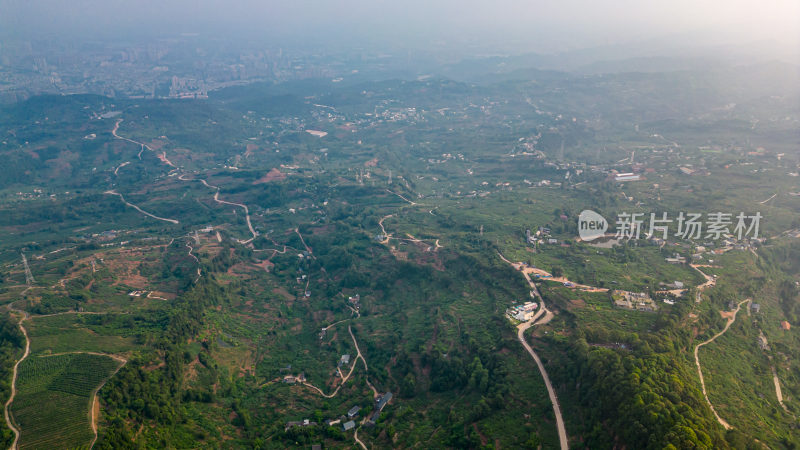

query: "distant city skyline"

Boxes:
[1, 0, 798, 55]
[0, 0, 797, 104]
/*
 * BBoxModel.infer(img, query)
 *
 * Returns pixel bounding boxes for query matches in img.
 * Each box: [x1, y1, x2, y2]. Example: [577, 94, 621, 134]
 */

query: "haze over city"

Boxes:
[2, 0, 799, 55]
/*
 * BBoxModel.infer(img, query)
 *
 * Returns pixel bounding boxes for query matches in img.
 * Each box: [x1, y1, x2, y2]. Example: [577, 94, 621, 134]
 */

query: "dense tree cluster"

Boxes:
[0, 312, 24, 448]
[546, 303, 761, 449]
[96, 279, 227, 448]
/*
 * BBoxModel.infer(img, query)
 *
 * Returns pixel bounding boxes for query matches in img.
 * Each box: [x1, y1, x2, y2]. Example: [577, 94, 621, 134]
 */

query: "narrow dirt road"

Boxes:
[350, 323, 373, 450]
[214, 191, 257, 243]
[113, 161, 130, 176]
[89, 354, 127, 449]
[112, 119, 176, 168]
[759, 193, 777, 204]
[17, 350, 128, 449]
[694, 298, 750, 430]
[772, 366, 790, 413]
[354, 428, 368, 450]
[5, 302, 124, 450]
[348, 325, 378, 397]
[690, 264, 716, 302]
[376, 214, 440, 249]
[524, 266, 609, 293]
[186, 240, 201, 282]
[378, 215, 392, 243]
[177, 174, 257, 244]
[302, 325, 367, 399]
[105, 190, 180, 224]
[294, 228, 312, 254]
[3, 304, 30, 450]
[387, 190, 416, 205]
[111, 119, 143, 148]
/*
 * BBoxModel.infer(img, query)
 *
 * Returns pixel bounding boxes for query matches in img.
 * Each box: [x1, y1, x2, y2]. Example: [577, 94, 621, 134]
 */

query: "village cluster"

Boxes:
[285, 392, 393, 433]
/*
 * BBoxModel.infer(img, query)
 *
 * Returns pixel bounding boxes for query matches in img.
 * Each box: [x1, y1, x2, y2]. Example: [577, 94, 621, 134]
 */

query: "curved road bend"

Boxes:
[301, 325, 367, 399]
[353, 428, 368, 450]
[499, 253, 568, 450]
[88, 354, 127, 449]
[104, 190, 180, 225]
[690, 264, 716, 302]
[5, 301, 126, 450]
[212, 192, 256, 243]
[694, 298, 750, 430]
[113, 122, 259, 242]
[177, 174, 257, 244]
[4, 303, 30, 450]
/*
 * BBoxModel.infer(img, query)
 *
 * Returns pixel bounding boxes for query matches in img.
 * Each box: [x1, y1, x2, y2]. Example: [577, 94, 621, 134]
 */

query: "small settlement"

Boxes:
[612, 290, 658, 312]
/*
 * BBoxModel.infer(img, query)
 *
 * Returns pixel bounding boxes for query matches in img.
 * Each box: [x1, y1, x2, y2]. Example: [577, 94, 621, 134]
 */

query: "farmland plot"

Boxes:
[10, 353, 122, 449]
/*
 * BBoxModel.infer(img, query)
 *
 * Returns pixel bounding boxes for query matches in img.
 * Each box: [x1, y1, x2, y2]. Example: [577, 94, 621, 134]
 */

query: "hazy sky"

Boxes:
[1, 0, 798, 54]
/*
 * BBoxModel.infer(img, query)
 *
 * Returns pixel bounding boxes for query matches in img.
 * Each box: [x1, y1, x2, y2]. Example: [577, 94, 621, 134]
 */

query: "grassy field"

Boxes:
[25, 314, 139, 356]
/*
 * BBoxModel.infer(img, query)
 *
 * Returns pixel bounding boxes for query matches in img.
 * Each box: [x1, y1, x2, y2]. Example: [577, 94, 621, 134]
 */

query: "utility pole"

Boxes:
[21, 252, 35, 285]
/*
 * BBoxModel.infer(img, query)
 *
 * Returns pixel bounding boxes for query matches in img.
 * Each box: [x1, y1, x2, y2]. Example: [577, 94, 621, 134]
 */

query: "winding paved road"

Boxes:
[499, 253, 568, 450]
[516, 321, 567, 450]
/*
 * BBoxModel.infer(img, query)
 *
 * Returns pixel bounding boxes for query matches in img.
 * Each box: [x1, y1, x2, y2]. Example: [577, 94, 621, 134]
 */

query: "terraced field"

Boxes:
[10, 353, 122, 449]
